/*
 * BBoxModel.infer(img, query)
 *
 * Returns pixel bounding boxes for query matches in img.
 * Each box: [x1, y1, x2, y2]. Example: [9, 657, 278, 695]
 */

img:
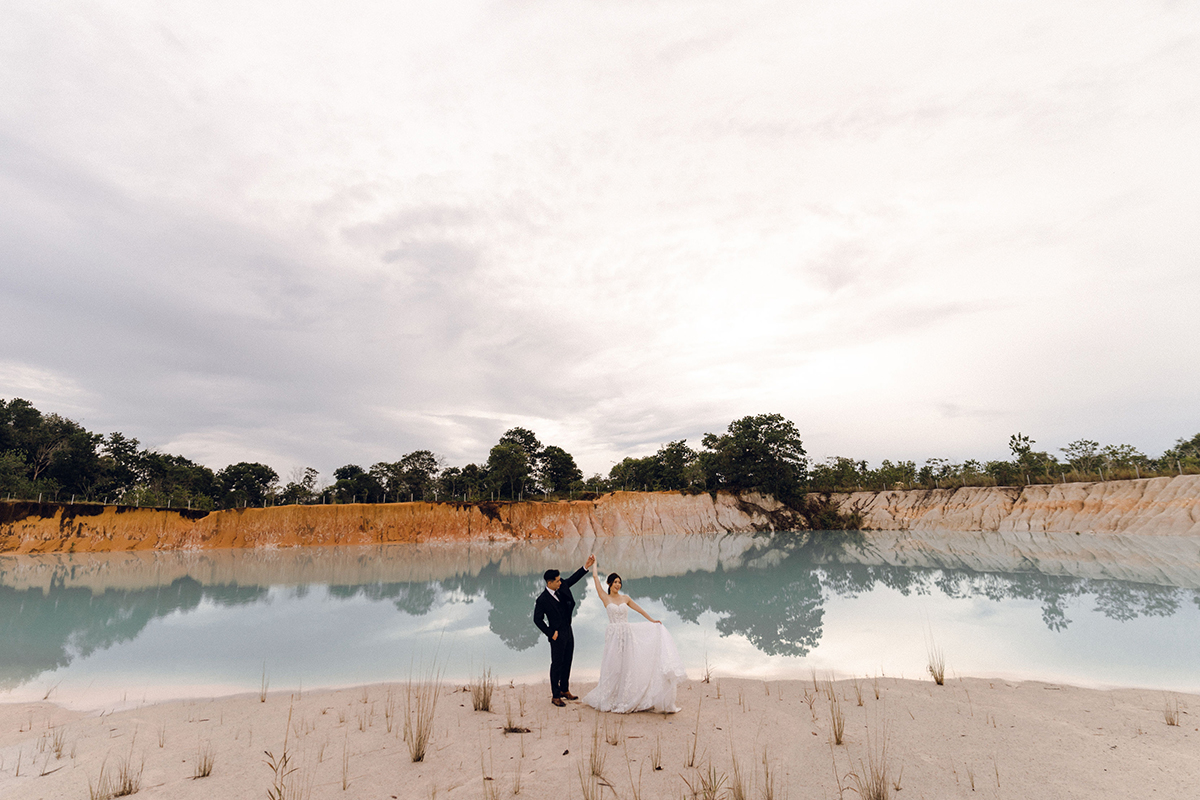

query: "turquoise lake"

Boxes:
[3, 530, 1199, 708]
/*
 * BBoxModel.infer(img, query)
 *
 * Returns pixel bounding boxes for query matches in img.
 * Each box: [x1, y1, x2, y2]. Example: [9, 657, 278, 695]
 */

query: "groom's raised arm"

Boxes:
[560, 565, 587, 590]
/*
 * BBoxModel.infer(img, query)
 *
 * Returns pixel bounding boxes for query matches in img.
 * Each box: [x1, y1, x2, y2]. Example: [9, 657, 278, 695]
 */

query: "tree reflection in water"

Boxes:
[3, 531, 1199, 688]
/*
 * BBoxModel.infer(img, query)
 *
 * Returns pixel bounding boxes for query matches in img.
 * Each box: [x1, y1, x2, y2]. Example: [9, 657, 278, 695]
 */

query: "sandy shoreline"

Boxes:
[2, 675, 1196, 799]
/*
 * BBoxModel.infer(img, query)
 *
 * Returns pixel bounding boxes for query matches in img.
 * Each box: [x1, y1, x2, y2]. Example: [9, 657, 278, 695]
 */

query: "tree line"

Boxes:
[807, 432, 1200, 492]
[2, 397, 1197, 510]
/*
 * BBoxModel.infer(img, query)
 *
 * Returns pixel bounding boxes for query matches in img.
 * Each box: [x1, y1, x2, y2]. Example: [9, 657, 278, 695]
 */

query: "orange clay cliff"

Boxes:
[2, 476, 1197, 554]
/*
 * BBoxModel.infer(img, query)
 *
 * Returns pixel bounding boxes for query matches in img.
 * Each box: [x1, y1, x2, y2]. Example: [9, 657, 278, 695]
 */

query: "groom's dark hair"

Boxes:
[543, 569, 560, 583]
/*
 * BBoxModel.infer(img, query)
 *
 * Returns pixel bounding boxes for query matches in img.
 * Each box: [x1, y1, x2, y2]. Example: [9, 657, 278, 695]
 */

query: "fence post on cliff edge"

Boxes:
[1179, 460, 1184, 476]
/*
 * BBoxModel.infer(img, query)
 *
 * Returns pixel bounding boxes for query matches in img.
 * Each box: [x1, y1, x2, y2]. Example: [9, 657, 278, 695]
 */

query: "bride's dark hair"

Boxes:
[606, 572, 621, 592]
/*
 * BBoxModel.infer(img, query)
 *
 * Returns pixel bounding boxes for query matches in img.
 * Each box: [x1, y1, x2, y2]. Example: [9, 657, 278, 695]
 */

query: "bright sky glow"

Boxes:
[2, 0, 1198, 477]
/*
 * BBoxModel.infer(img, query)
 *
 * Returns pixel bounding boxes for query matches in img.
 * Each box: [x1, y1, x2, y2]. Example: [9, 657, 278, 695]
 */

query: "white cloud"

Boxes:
[2, 0, 1198, 476]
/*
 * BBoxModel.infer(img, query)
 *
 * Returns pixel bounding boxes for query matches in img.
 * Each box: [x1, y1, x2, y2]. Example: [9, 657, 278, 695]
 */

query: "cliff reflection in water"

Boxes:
[3, 530, 1200, 692]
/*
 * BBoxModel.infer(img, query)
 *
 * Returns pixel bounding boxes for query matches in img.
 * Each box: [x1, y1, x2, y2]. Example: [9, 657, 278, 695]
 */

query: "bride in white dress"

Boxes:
[582, 561, 688, 713]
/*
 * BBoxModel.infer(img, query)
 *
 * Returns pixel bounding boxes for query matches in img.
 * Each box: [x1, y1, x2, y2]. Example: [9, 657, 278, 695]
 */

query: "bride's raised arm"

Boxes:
[591, 562, 610, 606]
[627, 599, 660, 624]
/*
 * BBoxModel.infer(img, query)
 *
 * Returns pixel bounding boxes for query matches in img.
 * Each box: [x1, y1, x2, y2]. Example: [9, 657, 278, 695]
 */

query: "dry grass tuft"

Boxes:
[623, 741, 644, 800]
[686, 696, 704, 767]
[826, 679, 845, 745]
[576, 762, 610, 800]
[470, 668, 496, 712]
[50, 727, 67, 759]
[728, 755, 748, 800]
[192, 741, 215, 779]
[604, 717, 623, 746]
[1164, 694, 1182, 726]
[264, 702, 297, 800]
[848, 723, 891, 800]
[384, 688, 396, 734]
[587, 717, 607, 777]
[405, 660, 444, 762]
[681, 762, 728, 800]
[803, 688, 819, 721]
[761, 748, 778, 800]
[89, 751, 144, 799]
[503, 695, 531, 734]
[926, 642, 946, 686]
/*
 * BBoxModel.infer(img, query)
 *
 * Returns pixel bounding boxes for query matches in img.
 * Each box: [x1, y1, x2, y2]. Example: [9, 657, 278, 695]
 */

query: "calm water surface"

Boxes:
[3, 531, 1199, 707]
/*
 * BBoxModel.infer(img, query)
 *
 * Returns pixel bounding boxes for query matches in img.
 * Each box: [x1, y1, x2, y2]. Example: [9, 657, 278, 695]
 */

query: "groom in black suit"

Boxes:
[533, 554, 595, 706]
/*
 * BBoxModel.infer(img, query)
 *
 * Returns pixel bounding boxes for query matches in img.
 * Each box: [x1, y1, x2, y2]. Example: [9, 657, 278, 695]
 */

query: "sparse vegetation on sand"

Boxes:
[927, 641, 946, 686]
[404, 661, 444, 763]
[9, 674, 1200, 800]
[469, 667, 496, 712]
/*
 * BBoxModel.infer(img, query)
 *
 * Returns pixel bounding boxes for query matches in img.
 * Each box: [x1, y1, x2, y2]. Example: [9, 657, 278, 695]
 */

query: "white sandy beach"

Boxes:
[1, 675, 1196, 799]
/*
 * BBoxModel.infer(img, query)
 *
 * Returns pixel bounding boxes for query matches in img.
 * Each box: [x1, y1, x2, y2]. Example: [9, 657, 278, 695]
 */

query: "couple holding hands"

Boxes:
[533, 554, 687, 713]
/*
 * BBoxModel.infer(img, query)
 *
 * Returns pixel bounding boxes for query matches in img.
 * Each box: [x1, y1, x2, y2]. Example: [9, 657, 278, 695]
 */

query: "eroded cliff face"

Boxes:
[1, 476, 1197, 555]
[0, 491, 798, 554]
[832, 474, 1200, 536]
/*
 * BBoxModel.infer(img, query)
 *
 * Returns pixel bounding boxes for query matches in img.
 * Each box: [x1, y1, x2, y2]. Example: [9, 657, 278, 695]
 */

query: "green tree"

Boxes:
[1100, 444, 1148, 472]
[460, 463, 487, 499]
[809, 457, 865, 491]
[700, 413, 808, 503]
[399, 450, 442, 500]
[0, 399, 102, 497]
[608, 456, 656, 491]
[538, 445, 582, 494]
[1008, 433, 1033, 460]
[875, 459, 917, 489]
[1162, 433, 1200, 470]
[582, 473, 610, 492]
[330, 464, 383, 503]
[97, 432, 143, 497]
[499, 428, 542, 460]
[1061, 439, 1101, 475]
[0, 450, 31, 498]
[437, 466, 464, 499]
[279, 467, 319, 505]
[487, 442, 530, 499]
[217, 462, 279, 507]
[654, 440, 697, 490]
[140, 451, 216, 506]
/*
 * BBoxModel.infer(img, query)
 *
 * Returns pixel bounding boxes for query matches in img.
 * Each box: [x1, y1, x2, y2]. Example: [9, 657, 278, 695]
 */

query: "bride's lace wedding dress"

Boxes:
[583, 602, 687, 713]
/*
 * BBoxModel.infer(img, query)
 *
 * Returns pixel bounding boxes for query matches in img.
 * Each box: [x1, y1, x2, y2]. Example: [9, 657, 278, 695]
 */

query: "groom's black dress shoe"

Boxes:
[551, 697, 566, 707]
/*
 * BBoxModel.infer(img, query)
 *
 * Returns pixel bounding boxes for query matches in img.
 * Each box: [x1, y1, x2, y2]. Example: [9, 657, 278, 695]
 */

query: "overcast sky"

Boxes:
[2, 0, 1198, 481]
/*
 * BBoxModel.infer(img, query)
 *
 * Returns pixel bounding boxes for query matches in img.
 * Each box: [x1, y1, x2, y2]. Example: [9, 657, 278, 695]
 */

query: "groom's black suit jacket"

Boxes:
[533, 566, 587, 641]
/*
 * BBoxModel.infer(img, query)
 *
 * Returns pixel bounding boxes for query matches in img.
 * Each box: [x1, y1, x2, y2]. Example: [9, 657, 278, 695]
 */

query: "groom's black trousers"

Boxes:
[549, 627, 575, 697]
